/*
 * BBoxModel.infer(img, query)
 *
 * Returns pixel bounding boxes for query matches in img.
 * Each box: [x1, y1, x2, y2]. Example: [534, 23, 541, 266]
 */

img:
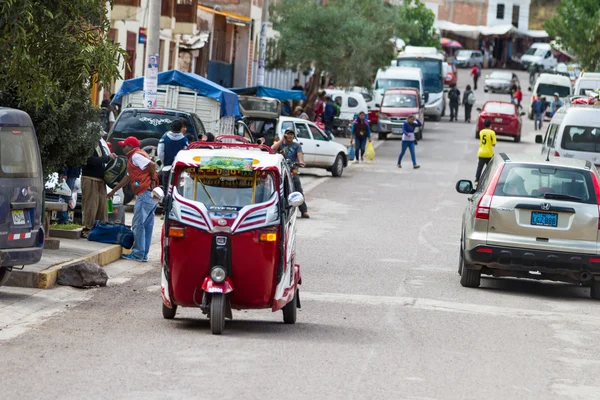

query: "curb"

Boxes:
[7, 244, 123, 289]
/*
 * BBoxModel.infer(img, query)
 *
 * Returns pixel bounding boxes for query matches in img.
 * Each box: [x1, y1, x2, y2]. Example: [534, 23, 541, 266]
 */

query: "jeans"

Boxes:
[355, 136, 367, 160]
[464, 104, 473, 121]
[449, 103, 459, 121]
[534, 112, 543, 130]
[397, 141, 417, 166]
[475, 157, 491, 181]
[131, 191, 157, 260]
[292, 174, 308, 214]
[473, 76, 479, 90]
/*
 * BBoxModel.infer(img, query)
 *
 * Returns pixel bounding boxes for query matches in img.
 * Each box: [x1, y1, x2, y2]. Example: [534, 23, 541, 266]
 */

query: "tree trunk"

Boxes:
[304, 68, 321, 121]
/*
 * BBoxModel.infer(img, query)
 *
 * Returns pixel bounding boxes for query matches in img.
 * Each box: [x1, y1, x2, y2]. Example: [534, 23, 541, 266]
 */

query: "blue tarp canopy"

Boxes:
[111, 70, 241, 118]
[230, 86, 306, 101]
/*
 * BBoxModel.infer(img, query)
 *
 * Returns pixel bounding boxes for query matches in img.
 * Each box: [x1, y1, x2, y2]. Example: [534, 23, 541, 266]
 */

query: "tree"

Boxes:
[271, 0, 437, 117]
[0, 0, 124, 176]
[545, 0, 600, 72]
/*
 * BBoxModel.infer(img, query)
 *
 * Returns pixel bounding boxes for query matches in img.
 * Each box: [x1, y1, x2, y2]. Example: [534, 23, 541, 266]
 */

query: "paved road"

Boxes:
[2, 68, 600, 400]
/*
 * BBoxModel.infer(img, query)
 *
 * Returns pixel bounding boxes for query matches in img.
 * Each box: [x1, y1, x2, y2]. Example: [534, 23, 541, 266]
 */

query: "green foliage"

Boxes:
[271, 0, 437, 88]
[545, 0, 600, 72]
[0, 0, 124, 177]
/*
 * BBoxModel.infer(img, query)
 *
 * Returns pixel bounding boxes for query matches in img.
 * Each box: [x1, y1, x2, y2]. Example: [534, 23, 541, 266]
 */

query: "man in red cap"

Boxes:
[108, 137, 158, 262]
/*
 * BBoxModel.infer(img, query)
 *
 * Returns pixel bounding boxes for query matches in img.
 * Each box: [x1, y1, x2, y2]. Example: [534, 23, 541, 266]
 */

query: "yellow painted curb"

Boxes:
[37, 245, 123, 289]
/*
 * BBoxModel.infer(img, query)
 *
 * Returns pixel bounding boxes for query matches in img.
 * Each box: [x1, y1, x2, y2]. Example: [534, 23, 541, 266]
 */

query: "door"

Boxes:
[292, 122, 316, 164]
[309, 124, 336, 166]
[343, 95, 362, 121]
[540, 123, 559, 156]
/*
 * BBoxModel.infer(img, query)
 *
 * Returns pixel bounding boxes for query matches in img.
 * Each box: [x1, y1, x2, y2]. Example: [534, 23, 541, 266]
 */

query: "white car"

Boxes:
[277, 116, 349, 177]
[324, 89, 369, 121]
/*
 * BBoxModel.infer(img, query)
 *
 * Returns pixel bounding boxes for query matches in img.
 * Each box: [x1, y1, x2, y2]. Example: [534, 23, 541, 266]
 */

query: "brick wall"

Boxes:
[438, 0, 488, 26]
[247, 38, 254, 86]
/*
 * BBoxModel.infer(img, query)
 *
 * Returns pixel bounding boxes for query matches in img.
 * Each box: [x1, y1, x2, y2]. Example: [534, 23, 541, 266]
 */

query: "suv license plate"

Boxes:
[531, 211, 558, 227]
[12, 210, 25, 225]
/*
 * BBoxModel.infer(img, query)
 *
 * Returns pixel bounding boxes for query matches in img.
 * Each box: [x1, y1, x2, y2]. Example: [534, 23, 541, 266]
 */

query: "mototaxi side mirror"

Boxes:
[455, 180, 475, 194]
[535, 134, 543, 144]
[375, 104, 380, 108]
[288, 192, 305, 208]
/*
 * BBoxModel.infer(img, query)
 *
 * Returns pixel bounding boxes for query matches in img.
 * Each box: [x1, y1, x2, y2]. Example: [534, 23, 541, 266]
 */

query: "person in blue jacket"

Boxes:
[323, 95, 336, 138]
[351, 112, 371, 163]
[157, 119, 189, 205]
[397, 115, 421, 169]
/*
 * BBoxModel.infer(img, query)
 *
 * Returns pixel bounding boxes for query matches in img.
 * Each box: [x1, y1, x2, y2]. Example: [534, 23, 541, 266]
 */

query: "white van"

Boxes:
[574, 73, 600, 96]
[324, 89, 369, 121]
[520, 43, 558, 71]
[528, 73, 572, 119]
[535, 105, 600, 167]
[374, 67, 424, 105]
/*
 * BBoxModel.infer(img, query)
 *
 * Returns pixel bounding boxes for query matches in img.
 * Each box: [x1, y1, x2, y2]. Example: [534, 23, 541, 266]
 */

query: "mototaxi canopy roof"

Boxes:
[111, 70, 241, 118]
[230, 86, 307, 101]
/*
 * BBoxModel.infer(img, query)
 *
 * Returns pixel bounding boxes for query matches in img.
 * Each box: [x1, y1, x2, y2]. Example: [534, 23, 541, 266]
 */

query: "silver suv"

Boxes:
[456, 153, 600, 299]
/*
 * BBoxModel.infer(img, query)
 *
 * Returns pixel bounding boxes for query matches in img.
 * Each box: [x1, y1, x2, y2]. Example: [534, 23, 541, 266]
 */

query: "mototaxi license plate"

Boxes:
[531, 211, 558, 227]
[494, 118, 503, 123]
[12, 210, 25, 225]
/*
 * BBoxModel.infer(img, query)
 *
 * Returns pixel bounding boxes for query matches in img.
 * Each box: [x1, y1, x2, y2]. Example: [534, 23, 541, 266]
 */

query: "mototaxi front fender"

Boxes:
[201, 276, 235, 294]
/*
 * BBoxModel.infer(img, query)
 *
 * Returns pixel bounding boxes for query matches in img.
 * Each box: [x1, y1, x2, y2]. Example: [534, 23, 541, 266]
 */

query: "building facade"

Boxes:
[437, 0, 531, 30]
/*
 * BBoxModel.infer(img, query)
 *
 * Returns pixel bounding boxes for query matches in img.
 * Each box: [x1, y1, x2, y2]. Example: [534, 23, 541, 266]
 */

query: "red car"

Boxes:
[476, 101, 526, 142]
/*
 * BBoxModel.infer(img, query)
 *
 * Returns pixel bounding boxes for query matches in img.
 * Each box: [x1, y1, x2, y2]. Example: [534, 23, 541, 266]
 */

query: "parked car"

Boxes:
[535, 105, 600, 168]
[476, 101, 525, 142]
[455, 153, 600, 300]
[443, 62, 457, 87]
[107, 108, 206, 204]
[484, 71, 520, 94]
[378, 88, 424, 141]
[324, 89, 369, 121]
[520, 43, 558, 71]
[277, 116, 348, 177]
[454, 49, 483, 68]
[528, 73, 572, 119]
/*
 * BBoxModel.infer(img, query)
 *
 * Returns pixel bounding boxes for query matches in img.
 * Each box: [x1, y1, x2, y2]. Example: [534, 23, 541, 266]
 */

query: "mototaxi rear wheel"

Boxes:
[162, 303, 177, 320]
[283, 289, 298, 324]
[210, 294, 226, 335]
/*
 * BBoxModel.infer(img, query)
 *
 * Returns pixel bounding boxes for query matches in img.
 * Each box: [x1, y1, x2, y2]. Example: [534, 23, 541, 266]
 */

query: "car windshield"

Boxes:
[561, 126, 600, 153]
[455, 51, 471, 58]
[382, 94, 418, 108]
[396, 59, 443, 93]
[489, 72, 512, 81]
[525, 47, 547, 56]
[494, 164, 595, 204]
[376, 79, 420, 94]
[483, 103, 515, 115]
[537, 83, 570, 98]
[112, 111, 196, 137]
[0, 126, 41, 178]
[176, 166, 275, 208]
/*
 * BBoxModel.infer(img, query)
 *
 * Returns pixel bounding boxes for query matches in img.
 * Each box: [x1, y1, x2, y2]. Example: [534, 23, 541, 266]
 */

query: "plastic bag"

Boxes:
[348, 145, 355, 161]
[365, 142, 376, 161]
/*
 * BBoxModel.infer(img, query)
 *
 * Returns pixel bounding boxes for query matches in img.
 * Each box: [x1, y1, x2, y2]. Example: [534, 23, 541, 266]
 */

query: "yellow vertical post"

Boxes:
[91, 74, 99, 105]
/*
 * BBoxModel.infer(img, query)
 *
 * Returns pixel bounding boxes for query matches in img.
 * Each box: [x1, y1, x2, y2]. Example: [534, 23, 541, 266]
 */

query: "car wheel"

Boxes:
[378, 132, 387, 141]
[0, 267, 11, 286]
[484, 89, 489, 93]
[591, 280, 600, 300]
[139, 138, 160, 163]
[283, 289, 298, 324]
[514, 132, 521, 143]
[331, 154, 344, 177]
[459, 248, 481, 288]
[162, 303, 177, 319]
[432, 115, 442, 122]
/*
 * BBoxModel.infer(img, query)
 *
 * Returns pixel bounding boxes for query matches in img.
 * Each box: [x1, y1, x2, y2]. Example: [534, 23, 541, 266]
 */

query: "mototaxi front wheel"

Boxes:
[210, 294, 226, 335]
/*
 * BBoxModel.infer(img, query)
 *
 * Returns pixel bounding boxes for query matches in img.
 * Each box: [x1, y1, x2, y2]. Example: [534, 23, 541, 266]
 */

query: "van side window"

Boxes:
[348, 97, 359, 108]
[561, 125, 600, 153]
[545, 124, 559, 147]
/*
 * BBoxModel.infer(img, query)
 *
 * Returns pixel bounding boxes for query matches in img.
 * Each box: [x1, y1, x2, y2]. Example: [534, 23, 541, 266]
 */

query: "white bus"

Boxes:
[396, 46, 445, 121]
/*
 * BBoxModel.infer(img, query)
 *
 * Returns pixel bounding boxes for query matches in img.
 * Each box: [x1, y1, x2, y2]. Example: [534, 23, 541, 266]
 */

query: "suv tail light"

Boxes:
[475, 164, 505, 220]
[590, 172, 600, 229]
[554, 151, 560, 157]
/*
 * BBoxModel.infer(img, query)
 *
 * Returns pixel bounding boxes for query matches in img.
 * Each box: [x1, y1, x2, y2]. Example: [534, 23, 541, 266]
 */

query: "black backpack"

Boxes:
[449, 88, 458, 102]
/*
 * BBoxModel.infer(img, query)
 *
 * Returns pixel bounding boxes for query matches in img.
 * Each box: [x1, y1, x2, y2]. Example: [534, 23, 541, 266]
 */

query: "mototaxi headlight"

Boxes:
[210, 266, 227, 283]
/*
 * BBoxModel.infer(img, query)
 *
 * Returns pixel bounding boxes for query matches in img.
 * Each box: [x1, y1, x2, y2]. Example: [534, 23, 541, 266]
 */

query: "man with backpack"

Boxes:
[157, 119, 189, 205]
[471, 64, 480, 90]
[463, 85, 475, 123]
[448, 83, 461, 122]
[100, 99, 116, 134]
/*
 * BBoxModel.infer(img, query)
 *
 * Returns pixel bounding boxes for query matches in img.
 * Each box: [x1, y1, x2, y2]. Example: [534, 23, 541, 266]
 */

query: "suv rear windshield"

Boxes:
[113, 111, 197, 138]
[0, 126, 41, 178]
[494, 164, 596, 204]
[561, 126, 600, 153]
[176, 166, 275, 208]
[537, 83, 570, 98]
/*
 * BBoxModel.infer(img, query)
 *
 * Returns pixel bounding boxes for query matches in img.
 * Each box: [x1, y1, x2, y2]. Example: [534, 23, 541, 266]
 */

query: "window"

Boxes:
[494, 164, 595, 203]
[382, 94, 418, 108]
[294, 123, 311, 139]
[512, 5, 520, 27]
[281, 121, 294, 134]
[544, 124, 559, 147]
[496, 3, 505, 19]
[483, 103, 516, 115]
[536, 84, 571, 98]
[112, 112, 196, 139]
[348, 96, 359, 108]
[561, 126, 600, 153]
[0, 127, 40, 178]
[176, 167, 275, 208]
[361, 92, 373, 103]
[309, 125, 327, 141]
[375, 79, 420, 93]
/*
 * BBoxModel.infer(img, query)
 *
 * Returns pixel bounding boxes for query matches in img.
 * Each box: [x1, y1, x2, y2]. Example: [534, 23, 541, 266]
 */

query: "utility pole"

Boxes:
[256, 0, 269, 86]
[144, 0, 162, 108]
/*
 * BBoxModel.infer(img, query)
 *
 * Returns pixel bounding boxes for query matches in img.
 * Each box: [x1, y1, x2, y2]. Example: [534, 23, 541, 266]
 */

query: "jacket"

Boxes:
[351, 119, 371, 139]
[82, 140, 110, 179]
[158, 131, 188, 167]
[126, 148, 157, 196]
[323, 101, 335, 123]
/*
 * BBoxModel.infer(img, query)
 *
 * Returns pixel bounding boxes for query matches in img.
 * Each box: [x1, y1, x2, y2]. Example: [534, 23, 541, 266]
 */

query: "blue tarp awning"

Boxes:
[111, 70, 241, 118]
[230, 86, 307, 101]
